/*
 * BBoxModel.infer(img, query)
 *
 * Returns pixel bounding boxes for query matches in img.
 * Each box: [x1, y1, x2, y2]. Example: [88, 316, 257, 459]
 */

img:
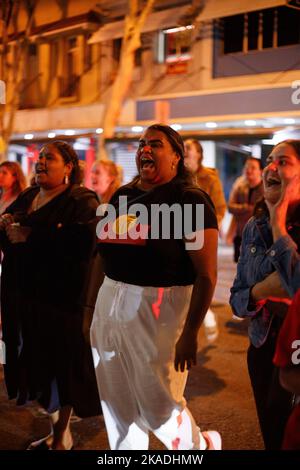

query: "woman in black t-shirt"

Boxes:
[91, 124, 221, 450]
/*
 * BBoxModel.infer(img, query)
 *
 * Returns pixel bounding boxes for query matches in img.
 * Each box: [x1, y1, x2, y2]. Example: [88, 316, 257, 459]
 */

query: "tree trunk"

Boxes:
[0, 0, 37, 161]
[99, 0, 156, 160]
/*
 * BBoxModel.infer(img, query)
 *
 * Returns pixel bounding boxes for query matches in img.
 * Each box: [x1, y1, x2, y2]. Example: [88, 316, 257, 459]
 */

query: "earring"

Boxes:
[64, 174, 69, 185]
[171, 163, 175, 170]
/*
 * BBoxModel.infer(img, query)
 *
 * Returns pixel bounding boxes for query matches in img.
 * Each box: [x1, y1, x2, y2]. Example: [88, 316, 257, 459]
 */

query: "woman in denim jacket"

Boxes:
[230, 140, 300, 449]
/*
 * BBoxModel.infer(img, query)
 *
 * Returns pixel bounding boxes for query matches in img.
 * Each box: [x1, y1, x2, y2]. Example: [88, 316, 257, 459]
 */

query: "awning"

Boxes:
[196, 0, 287, 22]
[88, 5, 189, 44]
[12, 100, 135, 134]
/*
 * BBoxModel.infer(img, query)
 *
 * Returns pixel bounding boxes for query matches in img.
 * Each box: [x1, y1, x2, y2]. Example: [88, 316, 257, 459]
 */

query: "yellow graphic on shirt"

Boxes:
[112, 214, 138, 236]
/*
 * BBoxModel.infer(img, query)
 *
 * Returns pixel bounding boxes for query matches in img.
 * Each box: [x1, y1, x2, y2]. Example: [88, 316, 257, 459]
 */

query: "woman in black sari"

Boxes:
[0, 141, 102, 450]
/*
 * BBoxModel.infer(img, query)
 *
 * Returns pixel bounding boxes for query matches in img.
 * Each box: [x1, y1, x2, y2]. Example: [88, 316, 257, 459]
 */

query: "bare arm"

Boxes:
[82, 252, 105, 344]
[175, 228, 218, 371]
[251, 270, 290, 302]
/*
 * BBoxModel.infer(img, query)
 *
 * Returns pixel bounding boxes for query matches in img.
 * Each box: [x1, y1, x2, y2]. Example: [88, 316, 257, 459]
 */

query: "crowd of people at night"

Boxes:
[0, 125, 299, 451]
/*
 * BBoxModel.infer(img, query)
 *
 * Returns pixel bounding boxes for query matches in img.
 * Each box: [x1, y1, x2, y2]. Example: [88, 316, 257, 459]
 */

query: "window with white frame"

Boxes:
[157, 25, 194, 63]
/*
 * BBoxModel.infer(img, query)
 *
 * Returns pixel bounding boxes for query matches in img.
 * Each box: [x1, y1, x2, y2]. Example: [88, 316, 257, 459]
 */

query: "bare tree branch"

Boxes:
[178, 0, 206, 26]
[99, 0, 156, 159]
[0, 0, 38, 160]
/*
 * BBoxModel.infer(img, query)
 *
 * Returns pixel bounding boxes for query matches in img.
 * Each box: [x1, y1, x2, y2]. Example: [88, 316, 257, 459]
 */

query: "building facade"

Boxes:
[1, 0, 300, 189]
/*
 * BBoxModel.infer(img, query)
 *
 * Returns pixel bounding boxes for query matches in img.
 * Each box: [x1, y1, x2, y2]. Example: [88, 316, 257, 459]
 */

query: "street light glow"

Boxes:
[205, 122, 217, 128]
[171, 124, 182, 131]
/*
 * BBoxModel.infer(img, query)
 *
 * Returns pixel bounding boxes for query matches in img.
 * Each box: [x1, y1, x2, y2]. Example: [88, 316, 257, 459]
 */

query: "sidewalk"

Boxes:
[213, 243, 236, 305]
[1, 242, 262, 450]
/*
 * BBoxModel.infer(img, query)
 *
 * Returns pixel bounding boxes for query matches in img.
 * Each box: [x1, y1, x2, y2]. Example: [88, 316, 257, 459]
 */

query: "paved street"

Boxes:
[0, 244, 264, 450]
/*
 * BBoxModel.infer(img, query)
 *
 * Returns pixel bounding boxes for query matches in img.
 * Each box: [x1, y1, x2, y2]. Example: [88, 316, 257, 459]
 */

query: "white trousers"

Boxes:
[90, 276, 206, 450]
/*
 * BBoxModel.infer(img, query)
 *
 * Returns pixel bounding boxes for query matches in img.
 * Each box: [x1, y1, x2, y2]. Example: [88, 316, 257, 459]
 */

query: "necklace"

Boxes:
[32, 185, 69, 211]
[33, 192, 46, 211]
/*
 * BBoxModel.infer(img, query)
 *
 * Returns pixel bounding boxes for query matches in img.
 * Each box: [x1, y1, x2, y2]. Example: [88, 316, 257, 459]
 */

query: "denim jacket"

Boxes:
[230, 214, 300, 347]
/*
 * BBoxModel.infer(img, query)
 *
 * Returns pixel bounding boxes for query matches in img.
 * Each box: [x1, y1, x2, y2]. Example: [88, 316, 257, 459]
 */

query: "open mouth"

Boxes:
[140, 157, 155, 170]
[266, 177, 281, 188]
[35, 166, 47, 174]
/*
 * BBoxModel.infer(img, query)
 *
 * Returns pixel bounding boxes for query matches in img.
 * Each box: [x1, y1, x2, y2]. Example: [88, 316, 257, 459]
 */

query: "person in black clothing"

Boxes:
[90, 124, 221, 450]
[0, 141, 102, 450]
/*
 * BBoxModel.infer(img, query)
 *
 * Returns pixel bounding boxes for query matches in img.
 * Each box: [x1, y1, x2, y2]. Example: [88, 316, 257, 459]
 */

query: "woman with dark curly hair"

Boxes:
[0, 141, 102, 450]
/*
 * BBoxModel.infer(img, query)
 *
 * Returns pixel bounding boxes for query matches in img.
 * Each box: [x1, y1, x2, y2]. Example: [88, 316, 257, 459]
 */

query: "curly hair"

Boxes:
[145, 124, 193, 185]
[50, 141, 81, 184]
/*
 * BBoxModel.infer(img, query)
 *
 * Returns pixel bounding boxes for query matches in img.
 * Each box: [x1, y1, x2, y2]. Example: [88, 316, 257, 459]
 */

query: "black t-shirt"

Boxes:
[97, 179, 218, 287]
